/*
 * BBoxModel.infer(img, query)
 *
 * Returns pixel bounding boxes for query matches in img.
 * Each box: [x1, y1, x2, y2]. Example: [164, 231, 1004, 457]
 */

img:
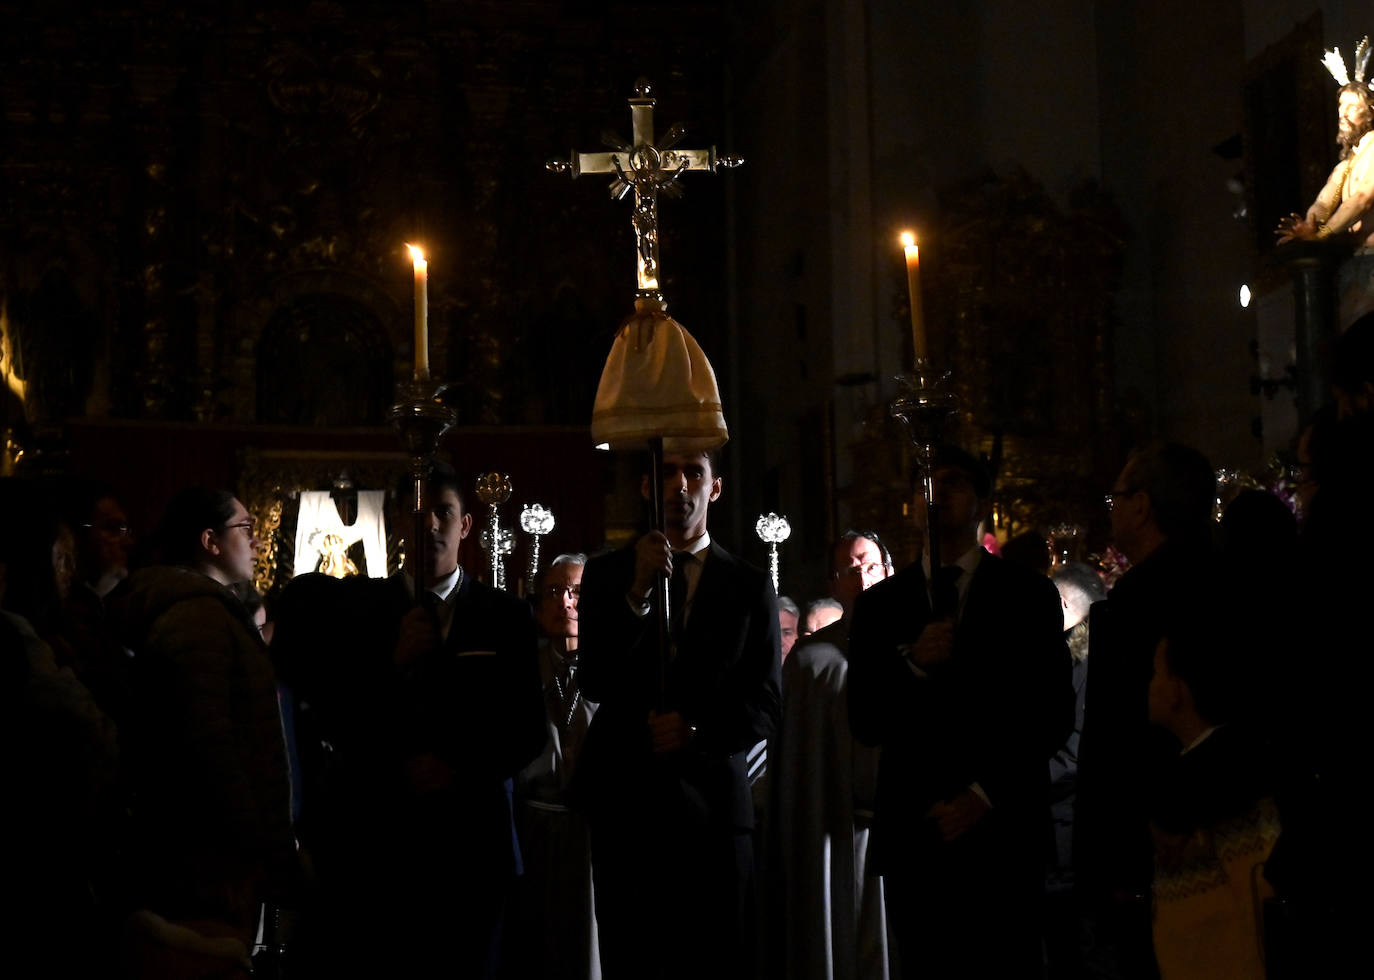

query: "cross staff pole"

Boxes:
[648, 436, 670, 711]
[556, 79, 739, 707]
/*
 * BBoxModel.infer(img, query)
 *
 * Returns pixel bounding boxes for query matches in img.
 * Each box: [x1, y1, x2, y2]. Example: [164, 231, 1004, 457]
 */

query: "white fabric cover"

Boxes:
[293, 490, 388, 579]
[591, 297, 729, 452]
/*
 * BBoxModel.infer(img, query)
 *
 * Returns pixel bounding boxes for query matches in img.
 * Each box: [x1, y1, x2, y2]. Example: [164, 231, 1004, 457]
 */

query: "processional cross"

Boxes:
[547, 77, 742, 297]
[549, 78, 739, 707]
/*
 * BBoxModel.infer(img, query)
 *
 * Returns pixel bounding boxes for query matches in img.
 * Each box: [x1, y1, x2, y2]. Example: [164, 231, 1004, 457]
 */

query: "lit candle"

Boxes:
[901, 231, 926, 364]
[407, 244, 430, 380]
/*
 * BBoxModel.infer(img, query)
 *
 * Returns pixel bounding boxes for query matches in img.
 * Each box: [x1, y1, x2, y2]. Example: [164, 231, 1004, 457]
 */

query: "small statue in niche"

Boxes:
[310, 530, 360, 579]
[1278, 37, 1374, 246]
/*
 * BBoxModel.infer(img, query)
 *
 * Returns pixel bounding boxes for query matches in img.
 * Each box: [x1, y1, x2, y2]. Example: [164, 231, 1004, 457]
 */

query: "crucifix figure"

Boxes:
[548, 77, 742, 297]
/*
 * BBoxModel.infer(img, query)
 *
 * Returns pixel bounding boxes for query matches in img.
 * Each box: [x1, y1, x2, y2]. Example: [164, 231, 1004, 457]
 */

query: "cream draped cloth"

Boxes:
[591, 297, 729, 451]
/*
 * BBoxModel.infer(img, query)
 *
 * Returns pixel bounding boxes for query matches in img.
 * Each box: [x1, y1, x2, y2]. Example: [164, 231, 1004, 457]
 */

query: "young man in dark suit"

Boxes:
[576, 449, 781, 980]
[847, 446, 1073, 978]
[274, 463, 546, 978]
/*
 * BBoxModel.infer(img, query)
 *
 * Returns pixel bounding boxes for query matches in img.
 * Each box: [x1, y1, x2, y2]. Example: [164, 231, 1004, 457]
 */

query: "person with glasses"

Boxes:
[507, 552, 602, 979]
[107, 486, 296, 975]
[1075, 441, 1215, 979]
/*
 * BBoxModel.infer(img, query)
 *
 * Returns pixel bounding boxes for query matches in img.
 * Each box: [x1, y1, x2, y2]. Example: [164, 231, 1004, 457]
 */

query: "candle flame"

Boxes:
[406, 243, 427, 269]
[900, 231, 916, 248]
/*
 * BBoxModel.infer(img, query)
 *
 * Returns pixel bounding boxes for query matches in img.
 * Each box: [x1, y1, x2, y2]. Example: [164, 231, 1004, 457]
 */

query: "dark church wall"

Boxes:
[2, 1, 746, 545]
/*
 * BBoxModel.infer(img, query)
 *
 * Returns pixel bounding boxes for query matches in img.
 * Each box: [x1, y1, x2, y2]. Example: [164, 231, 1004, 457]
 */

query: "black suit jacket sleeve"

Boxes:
[403, 578, 548, 784]
[576, 546, 654, 708]
[576, 541, 781, 830]
[848, 557, 1072, 813]
[847, 563, 928, 750]
[960, 563, 1073, 809]
[579, 543, 781, 754]
[683, 546, 781, 757]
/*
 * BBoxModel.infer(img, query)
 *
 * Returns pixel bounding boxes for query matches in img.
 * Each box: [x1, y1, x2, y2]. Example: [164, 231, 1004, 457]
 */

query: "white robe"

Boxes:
[769, 620, 893, 980]
[511, 643, 601, 980]
[292, 490, 388, 579]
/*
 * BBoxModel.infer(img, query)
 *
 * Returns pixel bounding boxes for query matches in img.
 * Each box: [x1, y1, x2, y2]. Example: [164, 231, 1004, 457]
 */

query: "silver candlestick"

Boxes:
[890, 358, 961, 583]
[389, 378, 457, 599]
[754, 512, 792, 593]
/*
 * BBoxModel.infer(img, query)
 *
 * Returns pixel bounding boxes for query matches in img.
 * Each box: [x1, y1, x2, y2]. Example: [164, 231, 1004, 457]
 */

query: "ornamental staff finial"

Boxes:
[754, 512, 792, 593]
[520, 503, 557, 591]
[476, 472, 514, 591]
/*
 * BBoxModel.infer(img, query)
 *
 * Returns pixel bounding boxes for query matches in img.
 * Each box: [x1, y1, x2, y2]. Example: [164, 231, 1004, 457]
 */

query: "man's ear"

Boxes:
[201, 528, 220, 556]
[709, 476, 723, 503]
[1134, 491, 1156, 530]
[458, 512, 473, 540]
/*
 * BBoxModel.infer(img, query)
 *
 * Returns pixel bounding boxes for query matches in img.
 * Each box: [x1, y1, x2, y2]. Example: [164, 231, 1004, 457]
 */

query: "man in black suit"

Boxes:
[847, 446, 1072, 978]
[274, 463, 546, 977]
[1074, 442, 1215, 979]
[576, 449, 781, 980]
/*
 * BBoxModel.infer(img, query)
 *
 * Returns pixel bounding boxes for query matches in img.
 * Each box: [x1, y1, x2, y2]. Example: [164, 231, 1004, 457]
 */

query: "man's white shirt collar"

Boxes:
[678, 531, 711, 559]
[406, 565, 462, 603]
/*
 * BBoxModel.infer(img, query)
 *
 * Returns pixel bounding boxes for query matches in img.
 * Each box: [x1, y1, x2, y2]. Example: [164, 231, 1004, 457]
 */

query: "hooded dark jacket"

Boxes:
[108, 566, 294, 932]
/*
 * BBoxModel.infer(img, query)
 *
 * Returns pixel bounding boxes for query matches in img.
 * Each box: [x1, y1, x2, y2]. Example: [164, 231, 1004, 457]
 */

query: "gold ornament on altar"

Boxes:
[310, 531, 360, 579]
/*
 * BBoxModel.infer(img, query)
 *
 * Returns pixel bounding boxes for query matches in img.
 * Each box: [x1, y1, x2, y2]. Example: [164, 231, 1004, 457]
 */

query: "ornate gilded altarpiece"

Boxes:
[1, 1, 731, 575]
[844, 169, 1128, 565]
[1, 2, 731, 471]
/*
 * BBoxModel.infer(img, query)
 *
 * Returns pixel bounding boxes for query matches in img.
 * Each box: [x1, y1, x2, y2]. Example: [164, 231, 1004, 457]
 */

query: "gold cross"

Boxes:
[548, 77, 742, 298]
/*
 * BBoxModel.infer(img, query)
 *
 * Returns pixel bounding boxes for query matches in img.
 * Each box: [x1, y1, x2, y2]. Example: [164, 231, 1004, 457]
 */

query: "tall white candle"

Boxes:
[407, 244, 430, 380]
[901, 231, 926, 364]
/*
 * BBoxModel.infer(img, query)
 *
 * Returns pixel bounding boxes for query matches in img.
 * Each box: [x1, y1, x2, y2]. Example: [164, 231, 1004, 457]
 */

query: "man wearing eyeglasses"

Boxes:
[507, 552, 602, 979]
[1075, 441, 1215, 979]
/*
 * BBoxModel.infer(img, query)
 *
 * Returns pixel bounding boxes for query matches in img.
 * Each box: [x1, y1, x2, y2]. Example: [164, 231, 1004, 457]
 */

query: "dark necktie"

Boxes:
[670, 551, 693, 641]
[932, 564, 963, 619]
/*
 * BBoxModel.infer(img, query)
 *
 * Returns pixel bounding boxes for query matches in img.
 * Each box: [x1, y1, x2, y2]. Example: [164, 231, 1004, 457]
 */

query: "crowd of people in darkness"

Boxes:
[4, 312, 1371, 979]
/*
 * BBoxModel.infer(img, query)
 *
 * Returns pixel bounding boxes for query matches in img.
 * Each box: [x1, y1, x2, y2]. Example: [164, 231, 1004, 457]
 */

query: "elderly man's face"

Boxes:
[778, 608, 798, 660]
[537, 561, 582, 640]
